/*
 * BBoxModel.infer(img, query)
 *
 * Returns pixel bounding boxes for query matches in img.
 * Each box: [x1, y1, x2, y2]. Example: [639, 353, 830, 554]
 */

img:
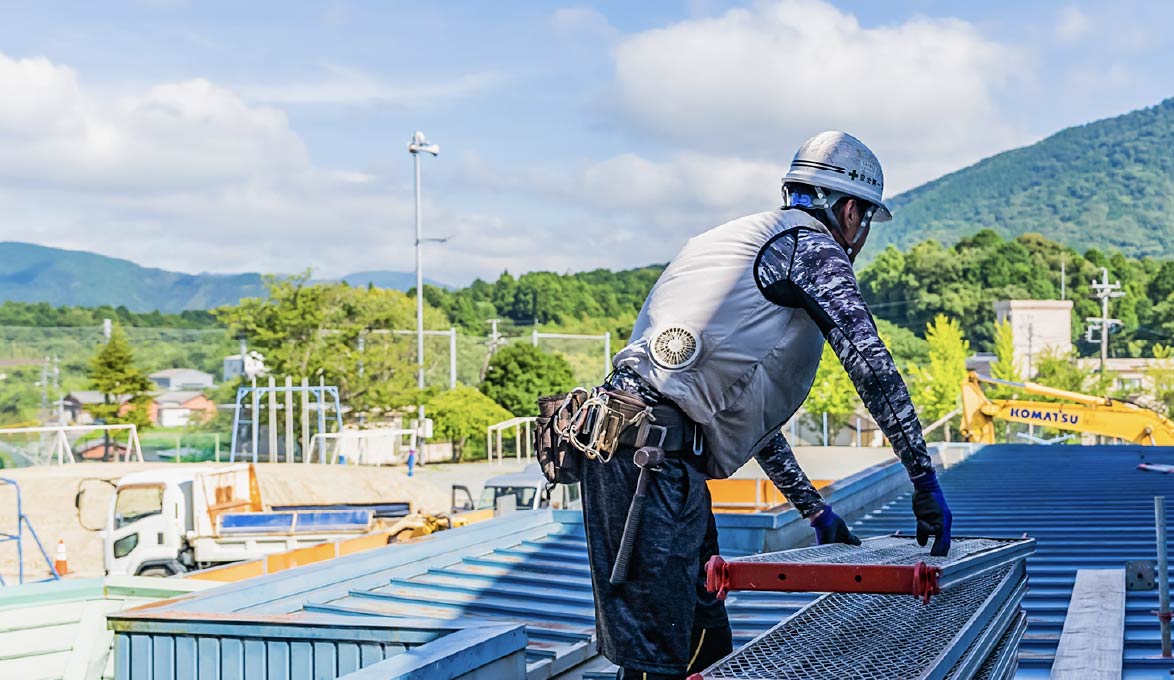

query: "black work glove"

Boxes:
[912, 470, 952, 557]
[809, 504, 862, 546]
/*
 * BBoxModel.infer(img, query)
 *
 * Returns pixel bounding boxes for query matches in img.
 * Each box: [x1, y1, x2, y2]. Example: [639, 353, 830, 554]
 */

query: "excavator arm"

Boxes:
[960, 372, 1174, 446]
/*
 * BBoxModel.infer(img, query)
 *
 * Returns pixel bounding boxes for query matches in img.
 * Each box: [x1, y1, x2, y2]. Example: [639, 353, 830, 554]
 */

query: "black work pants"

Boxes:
[581, 444, 732, 677]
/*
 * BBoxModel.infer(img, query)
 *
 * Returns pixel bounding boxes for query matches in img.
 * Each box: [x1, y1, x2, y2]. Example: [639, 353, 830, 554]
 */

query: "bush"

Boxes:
[480, 344, 576, 417]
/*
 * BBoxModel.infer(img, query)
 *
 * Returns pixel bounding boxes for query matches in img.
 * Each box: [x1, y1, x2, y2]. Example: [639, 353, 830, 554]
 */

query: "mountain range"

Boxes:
[872, 97, 1174, 258]
[0, 242, 444, 312]
[4, 97, 1174, 311]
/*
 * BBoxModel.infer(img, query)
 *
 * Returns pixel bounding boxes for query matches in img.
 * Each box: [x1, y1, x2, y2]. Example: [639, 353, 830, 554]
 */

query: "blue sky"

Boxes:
[1, 1, 1172, 285]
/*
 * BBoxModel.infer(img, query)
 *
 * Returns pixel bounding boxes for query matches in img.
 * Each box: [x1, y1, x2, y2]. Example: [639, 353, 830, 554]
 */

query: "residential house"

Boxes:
[64, 390, 216, 428]
[75, 439, 129, 461]
[150, 368, 214, 391]
[63, 391, 131, 425]
[154, 391, 217, 428]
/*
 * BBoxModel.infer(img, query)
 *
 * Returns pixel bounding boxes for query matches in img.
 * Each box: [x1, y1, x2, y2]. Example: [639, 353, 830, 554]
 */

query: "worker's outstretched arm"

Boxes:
[755, 432, 861, 545]
[756, 227, 951, 556]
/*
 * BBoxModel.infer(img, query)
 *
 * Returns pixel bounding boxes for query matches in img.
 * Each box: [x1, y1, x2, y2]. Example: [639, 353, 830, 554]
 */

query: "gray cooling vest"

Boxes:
[613, 209, 828, 478]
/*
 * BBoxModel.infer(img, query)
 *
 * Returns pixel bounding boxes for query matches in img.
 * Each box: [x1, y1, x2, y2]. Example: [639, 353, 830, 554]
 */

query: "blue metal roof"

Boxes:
[133, 509, 814, 679]
[848, 444, 1174, 679]
[112, 459, 908, 679]
[110, 444, 1174, 679]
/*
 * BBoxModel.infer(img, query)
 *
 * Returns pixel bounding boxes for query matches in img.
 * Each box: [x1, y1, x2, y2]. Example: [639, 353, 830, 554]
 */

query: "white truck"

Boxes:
[76, 464, 406, 577]
[451, 463, 582, 513]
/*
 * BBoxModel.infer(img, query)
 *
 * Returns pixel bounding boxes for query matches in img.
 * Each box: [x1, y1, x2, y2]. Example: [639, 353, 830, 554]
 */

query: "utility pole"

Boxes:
[1085, 267, 1125, 373]
[52, 355, 62, 425]
[39, 356, 49, 422]
[1060, 257, 1066, 301]
[482, 319, 503, 381]
[487, 319, 503, 351]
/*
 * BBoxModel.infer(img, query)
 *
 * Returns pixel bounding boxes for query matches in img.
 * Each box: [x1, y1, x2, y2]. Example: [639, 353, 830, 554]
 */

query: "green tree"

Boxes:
[908, 315, 970, 440]
[480, 343, 575, 416]
[426, 386, 514, 461]
[1146, 343, 1174, 414]
[89, 325, 155, 430]
[987, 320, 1021, 400]
[214, 273, 449, 418]
[1031, 350, 1092, 395]
[804, 342, 860, 436]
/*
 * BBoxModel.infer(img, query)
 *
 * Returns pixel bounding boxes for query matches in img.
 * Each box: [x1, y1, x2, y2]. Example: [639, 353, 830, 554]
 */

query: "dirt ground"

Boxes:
[0, 462, 450, 581]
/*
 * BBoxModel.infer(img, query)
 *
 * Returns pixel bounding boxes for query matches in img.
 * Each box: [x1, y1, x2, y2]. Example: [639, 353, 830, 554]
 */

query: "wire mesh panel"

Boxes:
[732, 536, 1013, 567]
[698, 562, 1027, 680]
[971, 611, 1027, 680]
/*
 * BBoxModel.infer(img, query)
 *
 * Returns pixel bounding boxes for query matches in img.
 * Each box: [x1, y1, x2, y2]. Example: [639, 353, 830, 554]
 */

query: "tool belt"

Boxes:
[534, 385, 703, 486]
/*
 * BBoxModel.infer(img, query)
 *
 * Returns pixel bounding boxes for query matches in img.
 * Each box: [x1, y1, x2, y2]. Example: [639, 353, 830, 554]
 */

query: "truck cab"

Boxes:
[452, 463, 581, 513]
[99, 468, 200, 576]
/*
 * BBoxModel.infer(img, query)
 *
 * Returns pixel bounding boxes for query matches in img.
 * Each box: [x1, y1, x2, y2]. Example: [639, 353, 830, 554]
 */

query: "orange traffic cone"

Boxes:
[54, 539, 69, 576]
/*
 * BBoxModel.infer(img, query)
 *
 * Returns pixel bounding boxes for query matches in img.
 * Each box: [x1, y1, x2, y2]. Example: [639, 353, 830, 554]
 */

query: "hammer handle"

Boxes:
[609, 468, 651, 585]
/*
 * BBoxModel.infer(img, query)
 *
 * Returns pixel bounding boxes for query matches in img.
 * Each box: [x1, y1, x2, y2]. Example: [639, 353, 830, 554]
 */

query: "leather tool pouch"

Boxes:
[535, 392, 585, 485]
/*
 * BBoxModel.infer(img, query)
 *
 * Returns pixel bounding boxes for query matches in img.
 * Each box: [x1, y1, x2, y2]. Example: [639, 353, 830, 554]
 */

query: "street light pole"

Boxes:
[408, 132, 439, 442]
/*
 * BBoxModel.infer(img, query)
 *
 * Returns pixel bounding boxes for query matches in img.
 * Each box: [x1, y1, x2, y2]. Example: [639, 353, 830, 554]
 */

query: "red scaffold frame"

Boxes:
[705, 555, 942, 604]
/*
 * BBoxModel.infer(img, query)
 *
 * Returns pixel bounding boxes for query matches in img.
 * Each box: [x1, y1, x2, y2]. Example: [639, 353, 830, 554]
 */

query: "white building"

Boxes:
[993, 300, 1074, 378]
[150, 368, 214, 390]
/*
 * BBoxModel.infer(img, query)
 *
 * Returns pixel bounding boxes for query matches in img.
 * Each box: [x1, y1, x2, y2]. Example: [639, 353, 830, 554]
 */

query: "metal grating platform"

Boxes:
[697, 564, 1025, 679]
[695, 545, 1031, 680]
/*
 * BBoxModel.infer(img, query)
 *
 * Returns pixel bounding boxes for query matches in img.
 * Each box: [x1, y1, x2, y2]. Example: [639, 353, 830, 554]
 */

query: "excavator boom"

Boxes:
[960, 372, 1174, 445]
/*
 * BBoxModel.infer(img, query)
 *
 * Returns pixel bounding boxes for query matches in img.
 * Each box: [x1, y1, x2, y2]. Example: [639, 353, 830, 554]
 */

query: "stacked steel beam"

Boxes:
[692, 535, 1034, 680]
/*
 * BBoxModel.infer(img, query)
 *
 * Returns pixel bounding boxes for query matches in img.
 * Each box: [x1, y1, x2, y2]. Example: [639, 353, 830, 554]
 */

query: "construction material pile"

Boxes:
[694, 535, 1034, 680]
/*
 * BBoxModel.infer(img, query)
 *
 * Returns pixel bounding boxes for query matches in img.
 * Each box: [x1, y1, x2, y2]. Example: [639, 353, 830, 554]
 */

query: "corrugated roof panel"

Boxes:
[117, 509, 812, 679]
[848, 444, 1174, 679]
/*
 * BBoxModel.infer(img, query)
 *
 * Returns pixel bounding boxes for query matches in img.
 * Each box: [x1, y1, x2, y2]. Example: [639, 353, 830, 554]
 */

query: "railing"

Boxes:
[308, 428, 418, 465]
[487, 417, 538, 464]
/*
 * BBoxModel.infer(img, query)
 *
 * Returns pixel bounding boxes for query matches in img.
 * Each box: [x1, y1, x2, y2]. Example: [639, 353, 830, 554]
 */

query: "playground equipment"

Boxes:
[0, 478, 60, 585]
[230, 376, 343, 463]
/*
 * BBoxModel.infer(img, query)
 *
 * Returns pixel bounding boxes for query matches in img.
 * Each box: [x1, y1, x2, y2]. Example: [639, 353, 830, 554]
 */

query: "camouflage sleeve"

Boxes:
[754, 431, 824, 518]
[755, 228, 935, 479]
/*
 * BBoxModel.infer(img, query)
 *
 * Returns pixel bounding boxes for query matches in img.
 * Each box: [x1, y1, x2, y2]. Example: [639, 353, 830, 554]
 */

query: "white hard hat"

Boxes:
[782, 131, 891, 222]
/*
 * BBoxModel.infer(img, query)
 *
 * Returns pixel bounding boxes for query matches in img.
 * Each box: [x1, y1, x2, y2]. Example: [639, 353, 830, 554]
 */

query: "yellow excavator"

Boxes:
[960, 371, 1174, 445]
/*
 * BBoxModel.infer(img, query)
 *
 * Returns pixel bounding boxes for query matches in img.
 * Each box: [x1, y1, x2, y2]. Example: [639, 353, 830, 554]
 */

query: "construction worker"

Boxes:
[578, 131, 953, 679]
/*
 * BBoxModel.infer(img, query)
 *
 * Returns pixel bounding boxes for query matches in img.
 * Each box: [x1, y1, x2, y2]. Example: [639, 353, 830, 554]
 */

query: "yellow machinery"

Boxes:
[384, 508, 496, 542]
[960, 371, 1174, 445]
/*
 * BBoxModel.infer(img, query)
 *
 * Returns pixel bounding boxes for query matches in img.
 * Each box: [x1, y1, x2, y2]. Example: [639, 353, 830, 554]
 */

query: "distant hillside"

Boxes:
[0, 243, 437, 312]
[0, 242, 266, 312]
[340, 271, 449, 291]
[874, 97, 1174, 258]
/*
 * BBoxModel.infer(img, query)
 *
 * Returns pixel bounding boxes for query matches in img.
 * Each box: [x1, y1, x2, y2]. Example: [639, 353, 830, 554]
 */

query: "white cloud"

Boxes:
[1055, 6, 1090, 43]
[239, 63, 504, 107]
[609, 0, 1029, 194]
[0, 51, 499, 283]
